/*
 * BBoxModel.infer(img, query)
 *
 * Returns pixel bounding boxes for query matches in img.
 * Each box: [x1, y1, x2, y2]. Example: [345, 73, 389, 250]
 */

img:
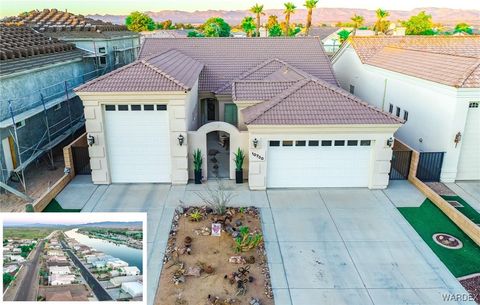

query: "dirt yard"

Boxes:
[155, 206, 274, 305]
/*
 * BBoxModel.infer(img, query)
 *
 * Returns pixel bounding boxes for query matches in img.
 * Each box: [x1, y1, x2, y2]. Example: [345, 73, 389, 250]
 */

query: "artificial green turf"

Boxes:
[42, 199, 81, 213]
[399, 199, 480, 277]
[441, 195, 480, 224]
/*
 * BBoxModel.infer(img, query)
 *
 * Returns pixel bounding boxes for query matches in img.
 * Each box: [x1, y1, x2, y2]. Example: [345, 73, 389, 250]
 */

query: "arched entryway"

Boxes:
[195, 122, 243, 180]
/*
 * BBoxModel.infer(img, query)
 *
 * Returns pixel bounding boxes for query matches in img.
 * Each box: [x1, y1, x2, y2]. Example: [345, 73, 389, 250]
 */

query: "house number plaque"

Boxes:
[251, 151, 264, 161]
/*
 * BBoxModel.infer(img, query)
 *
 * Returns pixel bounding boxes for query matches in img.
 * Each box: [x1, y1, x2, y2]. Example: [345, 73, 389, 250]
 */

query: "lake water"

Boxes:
[64, 228, 143, 272]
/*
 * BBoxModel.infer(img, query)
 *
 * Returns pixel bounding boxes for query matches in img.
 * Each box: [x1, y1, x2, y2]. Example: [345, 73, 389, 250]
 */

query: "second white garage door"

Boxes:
[104, 104, 171, 183]
[267, 139, 372, 188]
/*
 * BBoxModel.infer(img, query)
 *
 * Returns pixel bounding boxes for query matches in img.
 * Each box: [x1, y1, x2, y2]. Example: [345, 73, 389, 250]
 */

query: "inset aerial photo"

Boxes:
[2, 213, 145, 302]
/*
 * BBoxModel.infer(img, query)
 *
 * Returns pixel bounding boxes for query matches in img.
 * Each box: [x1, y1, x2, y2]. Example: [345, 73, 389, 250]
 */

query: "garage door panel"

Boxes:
[104, 106, 171, 183]
[267, 145, 371, 188]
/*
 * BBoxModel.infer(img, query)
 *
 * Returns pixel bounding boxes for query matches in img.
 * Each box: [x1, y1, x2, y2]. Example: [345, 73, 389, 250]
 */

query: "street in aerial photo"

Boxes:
[2, 213, 145, 302]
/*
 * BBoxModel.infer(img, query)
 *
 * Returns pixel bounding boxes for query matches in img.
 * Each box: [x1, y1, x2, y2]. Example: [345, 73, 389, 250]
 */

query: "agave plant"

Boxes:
[234, 148, 245, 172]
[193, 149, 202, 172]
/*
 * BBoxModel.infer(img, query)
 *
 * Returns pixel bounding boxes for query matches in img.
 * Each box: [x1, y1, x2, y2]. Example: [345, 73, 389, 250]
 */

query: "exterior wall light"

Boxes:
[386, 137, 394, 147]
[253, 138, 259, 148]
[177, 134, 185, 146]
[454, 132, 462, 148]
[87, 134, 95, 146]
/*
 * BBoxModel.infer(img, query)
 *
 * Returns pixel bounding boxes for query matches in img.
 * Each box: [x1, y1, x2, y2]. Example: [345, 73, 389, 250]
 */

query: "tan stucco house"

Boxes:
[75, 38, 403, 190]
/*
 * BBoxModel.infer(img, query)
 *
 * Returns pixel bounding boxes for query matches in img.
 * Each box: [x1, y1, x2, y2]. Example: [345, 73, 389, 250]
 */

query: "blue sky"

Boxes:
[0, 0, 478, 17]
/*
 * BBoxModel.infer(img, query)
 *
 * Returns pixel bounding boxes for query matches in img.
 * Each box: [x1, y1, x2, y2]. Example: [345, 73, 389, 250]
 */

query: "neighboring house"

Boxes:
[47, 250, 64, 256]
[121, 281, 143, 298]
[49, 266, 71, 275]
[300, 27, 341, 54]
[119, 266, 141, 276]
[2, 8, 140, 71]
[48, 274, 76, 285]
[3, 264, 18, 273]
[75, 38, 403, 190]
[106, 259, 129, 269]
[332, 36, 480, 182]
[9, 255, 25, 262]
[0, 25, 94, 185]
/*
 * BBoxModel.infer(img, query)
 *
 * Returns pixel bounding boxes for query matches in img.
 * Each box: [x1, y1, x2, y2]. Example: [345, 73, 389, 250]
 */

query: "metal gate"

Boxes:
[390, 150, 412, 180]
[72, 146, 91, 175]
[416, 152, 445, 182]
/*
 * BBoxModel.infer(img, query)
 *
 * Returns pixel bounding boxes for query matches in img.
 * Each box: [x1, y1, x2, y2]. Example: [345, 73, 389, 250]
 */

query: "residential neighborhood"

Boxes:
[0, 1, 479, 305]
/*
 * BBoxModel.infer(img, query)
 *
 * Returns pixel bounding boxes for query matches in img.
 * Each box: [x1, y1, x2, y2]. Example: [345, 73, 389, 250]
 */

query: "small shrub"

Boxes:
[234, 226, 263, 252]
[189, 209, 202, 222]
[195, 180, 234, 215]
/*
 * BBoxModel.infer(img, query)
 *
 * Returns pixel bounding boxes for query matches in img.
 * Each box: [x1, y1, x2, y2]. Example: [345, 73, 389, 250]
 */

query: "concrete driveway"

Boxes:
[56, 177, 474, 305]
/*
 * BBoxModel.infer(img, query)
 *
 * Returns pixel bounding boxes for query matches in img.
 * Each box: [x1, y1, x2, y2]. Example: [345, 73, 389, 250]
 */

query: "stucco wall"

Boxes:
[187, 121, 249, 181]
[77, 92, 189, 184]
[332, 47, 478, 182]
[247, 125, 399, 190]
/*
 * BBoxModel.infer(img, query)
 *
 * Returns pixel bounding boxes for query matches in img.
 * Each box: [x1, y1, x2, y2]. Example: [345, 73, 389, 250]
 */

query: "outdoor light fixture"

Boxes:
[87, 134, 95, 146]
[177, 134, 185, 146]
[454, 132, 462, 148]
[253, 138, 259, 148]
[386, 137, 394, 147]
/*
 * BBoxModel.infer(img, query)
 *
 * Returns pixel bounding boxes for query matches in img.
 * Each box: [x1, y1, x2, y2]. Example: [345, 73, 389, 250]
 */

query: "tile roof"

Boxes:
[305, 27, 339, 39]
[75, 49, 203, 92]
[349, 36, 480, 88]
[242, 78, 403, 125]
[0, 25, 82, 75]
[233, 80, 300, 101]
[139, 37, 337, 92]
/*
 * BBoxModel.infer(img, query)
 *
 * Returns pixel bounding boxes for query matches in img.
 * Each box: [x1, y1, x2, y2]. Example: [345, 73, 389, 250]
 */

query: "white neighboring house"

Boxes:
[12, 248, 21, 253]
[107, 259, 129, 269]
[47, 250, 64, 256]
[49, 266, 71, 275]
[9, 255, 25, 263]
[332, 36, 480, 182]
[3, 264, 18, 273]
[121, 281, 143, 298]
[119, 266, 141, 276]
[49, 274, 76, 286]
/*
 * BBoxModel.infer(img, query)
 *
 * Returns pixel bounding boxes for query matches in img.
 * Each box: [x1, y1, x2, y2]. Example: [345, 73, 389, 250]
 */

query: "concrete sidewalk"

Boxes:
[54, 177, 475, 305]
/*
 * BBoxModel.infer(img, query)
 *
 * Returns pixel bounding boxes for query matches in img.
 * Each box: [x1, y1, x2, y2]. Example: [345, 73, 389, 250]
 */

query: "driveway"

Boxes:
[56, 177, 474, 305]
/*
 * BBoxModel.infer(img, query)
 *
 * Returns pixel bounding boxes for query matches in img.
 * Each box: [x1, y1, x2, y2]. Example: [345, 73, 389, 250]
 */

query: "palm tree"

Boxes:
[250, 3, 265, 37]
[350, 14, 364, 36]
[241, 16, 256, 37]
[304, 0, 318, 36]
[373, 8, 390, 34]
[283, 2, 296, 37]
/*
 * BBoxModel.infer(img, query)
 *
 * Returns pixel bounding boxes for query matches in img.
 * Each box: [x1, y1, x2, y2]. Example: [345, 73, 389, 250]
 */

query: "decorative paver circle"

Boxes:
[432, 233, 463, 249]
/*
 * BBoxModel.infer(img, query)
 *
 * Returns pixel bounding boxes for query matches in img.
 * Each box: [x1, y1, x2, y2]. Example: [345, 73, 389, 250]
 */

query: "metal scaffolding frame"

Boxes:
[0, 67, 109, 197]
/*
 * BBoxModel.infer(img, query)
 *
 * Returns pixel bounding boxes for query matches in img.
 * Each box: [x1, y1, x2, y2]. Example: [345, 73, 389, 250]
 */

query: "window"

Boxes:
[157, 105, 167, 111]
[334, 140, 345, 146]
[469, 102, 479, 108]
[143, 104, 154, 111]
[282, 140, 293, 147]
[395, 106, 401, 117]
[349, 85, 355, 94]
[54, 103, 62, 111]
[347, 140, 358, 146]
[105, 105, 116, 111]
[295, 140, 306, 146]
[118, 105, 128, 111]
[308, 140, 319, 146]
[403, 110, 409, 121]
[360, 140, 371, 146]
[98, 47, 106, 53]
[388, 104, 393, 113]
[131, 105, 141, 111]
[269, 141, 280, 147]
[15, 120, 25, 129]
[98, 56, 107, 66]
[321, 140, 332, 146]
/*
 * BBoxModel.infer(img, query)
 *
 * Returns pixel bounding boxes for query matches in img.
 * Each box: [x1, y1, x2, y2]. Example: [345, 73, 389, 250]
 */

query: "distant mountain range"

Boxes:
[5, 221, 142, 228]
[87, 7, 480, 26]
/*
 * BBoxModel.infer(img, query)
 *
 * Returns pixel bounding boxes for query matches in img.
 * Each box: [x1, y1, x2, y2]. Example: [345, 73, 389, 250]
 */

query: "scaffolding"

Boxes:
[0, 67, 110, 197]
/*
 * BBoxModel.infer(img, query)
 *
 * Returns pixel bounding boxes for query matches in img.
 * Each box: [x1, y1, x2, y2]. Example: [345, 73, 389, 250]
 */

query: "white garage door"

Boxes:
[267, 139, 372, 188]
[457, 102, 480, 180]
[104, 104, 171, 183]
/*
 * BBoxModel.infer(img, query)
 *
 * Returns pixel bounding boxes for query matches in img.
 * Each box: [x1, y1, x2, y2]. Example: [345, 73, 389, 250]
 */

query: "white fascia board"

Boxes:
[246, 124, 402, 134]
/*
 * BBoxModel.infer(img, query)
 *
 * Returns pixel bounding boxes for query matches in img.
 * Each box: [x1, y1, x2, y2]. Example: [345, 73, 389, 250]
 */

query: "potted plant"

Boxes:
[234, 148, 245, 184]
[193, 149, 203, 184]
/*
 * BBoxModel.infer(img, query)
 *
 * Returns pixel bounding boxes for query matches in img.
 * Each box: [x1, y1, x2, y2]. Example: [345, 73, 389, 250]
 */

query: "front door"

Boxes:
[224, 104, 238, 126]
